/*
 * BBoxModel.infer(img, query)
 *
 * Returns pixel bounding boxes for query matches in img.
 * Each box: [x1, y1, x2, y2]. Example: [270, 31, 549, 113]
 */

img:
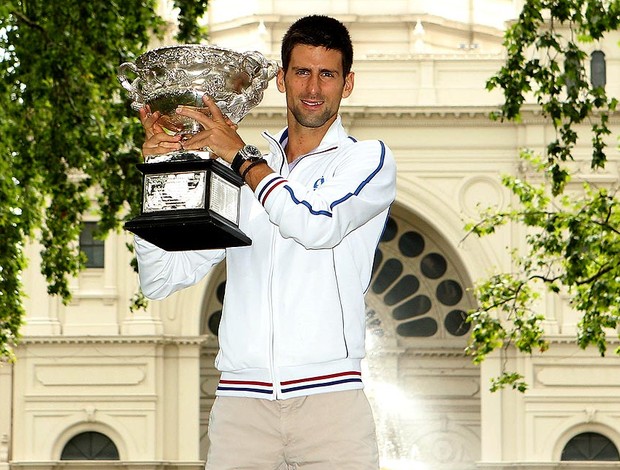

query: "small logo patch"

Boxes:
[313, 177, 325, 190]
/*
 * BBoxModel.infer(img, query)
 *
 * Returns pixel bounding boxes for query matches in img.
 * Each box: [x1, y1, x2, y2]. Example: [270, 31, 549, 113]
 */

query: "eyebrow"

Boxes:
[292, 65, 340, 75]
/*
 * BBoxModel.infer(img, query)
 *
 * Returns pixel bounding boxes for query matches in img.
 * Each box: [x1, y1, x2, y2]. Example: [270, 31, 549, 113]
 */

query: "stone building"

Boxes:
[1, 1, 619, 469]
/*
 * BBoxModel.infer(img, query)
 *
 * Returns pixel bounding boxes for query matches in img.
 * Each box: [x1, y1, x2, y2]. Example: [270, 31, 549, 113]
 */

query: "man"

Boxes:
[136, 15, 396, 469]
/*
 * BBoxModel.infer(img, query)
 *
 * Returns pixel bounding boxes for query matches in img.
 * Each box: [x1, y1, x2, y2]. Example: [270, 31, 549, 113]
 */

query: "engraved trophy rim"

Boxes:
[134, 43, 248, 67]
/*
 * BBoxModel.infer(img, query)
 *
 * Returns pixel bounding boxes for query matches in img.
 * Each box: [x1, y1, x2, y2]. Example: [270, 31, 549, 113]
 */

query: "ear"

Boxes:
[342, 71, 354, 99]
[276, 67, 286, 93]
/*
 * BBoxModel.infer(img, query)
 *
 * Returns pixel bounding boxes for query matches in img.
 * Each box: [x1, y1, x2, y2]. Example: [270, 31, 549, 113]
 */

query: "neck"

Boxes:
[284, 116, 337, 163]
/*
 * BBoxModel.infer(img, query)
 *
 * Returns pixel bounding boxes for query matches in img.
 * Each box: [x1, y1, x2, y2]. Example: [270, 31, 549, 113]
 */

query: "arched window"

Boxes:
[561, 432, 619, 461]
[590, 50, 606, 89]
[60, 431, 120, 460]
[365, 210, 475, 341]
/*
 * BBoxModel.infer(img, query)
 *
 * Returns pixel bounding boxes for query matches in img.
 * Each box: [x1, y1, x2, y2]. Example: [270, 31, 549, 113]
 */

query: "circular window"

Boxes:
[436, 280, 463, 306]
[444, 309, 470, 336]
[421, 253, 447, 279]
[398, 231, 425, 257]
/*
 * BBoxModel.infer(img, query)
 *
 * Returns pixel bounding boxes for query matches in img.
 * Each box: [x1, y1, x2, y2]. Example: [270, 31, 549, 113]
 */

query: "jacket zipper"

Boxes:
[260, 133, 338, 399]
[267, 206, 280, 399]
[262, 131, 284, 399]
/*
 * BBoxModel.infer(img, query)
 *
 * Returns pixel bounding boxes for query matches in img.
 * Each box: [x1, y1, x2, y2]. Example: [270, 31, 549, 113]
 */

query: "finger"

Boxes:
[223, 116, 239, 131]
[176, 105, 213, 129]
[140, 110, 163, 138]
[142, 133, 182, 156]
[202, 95, 227, 122]
[149, 131, 182, 145]
[139, 106, 149, 123]
[180, 134, 209, 151]
[142, 142, 183, 156]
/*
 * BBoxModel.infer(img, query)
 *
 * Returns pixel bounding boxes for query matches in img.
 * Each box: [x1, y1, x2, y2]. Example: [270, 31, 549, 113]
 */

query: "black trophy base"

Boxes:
[125, 211, 251, 251]
[126, 156, 251, 251]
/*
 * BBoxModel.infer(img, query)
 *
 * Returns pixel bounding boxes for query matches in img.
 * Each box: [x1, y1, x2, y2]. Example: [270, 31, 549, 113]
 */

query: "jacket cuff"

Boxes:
[255, 173, 287, 207]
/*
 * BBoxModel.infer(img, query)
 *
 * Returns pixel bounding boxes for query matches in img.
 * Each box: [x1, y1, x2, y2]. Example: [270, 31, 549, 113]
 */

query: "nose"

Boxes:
[306, 73, 320, 95]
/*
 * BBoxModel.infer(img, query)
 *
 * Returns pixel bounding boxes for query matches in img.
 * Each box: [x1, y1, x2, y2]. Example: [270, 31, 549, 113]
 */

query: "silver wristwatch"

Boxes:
[231, 144, 262, 175]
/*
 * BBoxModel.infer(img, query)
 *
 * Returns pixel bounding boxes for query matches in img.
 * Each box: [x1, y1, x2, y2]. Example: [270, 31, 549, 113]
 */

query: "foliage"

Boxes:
[467, 0, 620, 391]
[487, 0, 619, 195]
[173, 0, 210, 43]
[466, 154, 620, 390]
[0, 0, 208, 361]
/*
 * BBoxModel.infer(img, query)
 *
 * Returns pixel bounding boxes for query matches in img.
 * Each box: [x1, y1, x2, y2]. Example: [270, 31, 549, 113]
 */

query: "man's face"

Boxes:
[277, 44, 354, 130]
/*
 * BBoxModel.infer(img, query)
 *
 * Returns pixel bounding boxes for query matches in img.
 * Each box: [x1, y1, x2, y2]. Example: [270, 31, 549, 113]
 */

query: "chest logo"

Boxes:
[313, 177, 325, 190]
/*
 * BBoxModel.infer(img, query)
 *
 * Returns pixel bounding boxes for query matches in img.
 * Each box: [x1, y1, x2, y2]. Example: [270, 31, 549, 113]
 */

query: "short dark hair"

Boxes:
[281, 15, 354, 77]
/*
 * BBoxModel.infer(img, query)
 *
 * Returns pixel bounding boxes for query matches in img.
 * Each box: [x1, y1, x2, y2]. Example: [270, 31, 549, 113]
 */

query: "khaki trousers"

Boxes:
[205, 389, 380, 469]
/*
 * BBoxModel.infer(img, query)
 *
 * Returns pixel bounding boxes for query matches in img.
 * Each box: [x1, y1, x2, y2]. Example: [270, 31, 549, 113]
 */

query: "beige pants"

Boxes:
[205, 389, 380, 469]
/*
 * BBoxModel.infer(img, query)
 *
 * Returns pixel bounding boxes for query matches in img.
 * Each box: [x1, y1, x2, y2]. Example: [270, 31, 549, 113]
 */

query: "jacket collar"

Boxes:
[265, 115, 346, 159]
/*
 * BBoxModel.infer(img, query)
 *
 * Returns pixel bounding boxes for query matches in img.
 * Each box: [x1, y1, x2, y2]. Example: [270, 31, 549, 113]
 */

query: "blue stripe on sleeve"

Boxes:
[330, 141, 386, 209]
[283, 185, 333, 217]
[283, 141, 386, 216]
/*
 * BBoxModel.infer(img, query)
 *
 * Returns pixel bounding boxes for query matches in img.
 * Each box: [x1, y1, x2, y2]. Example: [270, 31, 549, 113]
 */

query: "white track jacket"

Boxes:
[135, 116, 397, 400]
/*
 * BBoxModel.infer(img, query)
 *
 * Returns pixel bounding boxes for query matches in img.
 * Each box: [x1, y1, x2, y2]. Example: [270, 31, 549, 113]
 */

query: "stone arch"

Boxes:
[552, 421, 620, 462]
[52, 421, 127, 461]
[366, 202, 478, 350]
[396, 174, 501, 282]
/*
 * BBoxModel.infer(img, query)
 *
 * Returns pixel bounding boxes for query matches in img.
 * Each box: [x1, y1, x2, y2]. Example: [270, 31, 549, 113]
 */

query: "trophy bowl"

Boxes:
[118, 45, 278, 250]
[119, 44, 279, 149]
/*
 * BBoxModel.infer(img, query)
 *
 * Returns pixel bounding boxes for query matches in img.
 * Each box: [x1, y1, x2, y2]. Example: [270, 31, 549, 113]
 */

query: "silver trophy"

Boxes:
[118, 44, 278, 250]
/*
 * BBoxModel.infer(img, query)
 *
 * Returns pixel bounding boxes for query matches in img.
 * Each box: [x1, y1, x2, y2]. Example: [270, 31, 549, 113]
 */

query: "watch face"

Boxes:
[243, 145, 262, 159]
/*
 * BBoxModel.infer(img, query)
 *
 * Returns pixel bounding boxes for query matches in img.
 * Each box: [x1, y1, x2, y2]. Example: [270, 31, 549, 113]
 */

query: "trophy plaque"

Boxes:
[118, 44, 278, 251]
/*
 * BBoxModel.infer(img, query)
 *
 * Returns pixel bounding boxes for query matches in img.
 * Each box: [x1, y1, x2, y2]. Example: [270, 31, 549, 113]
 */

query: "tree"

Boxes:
[465, 0, 620, 392]
[0, 0, 209, 361]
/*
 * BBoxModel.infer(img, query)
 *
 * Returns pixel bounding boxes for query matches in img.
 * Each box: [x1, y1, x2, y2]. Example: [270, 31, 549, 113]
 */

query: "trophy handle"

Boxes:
[118, 62, 144, 111]
[242, 51, 279, 106]
[244, 51, 279, 84]
[118, 62, 139, 93]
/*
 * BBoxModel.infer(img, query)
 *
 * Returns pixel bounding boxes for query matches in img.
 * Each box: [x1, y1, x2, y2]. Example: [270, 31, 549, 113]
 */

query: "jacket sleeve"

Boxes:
[254, 140, 396, 249]
[134, 236, 226, 300]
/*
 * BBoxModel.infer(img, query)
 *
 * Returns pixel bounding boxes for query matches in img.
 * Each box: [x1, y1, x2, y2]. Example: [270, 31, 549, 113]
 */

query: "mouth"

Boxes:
[301, 99, 324, 108]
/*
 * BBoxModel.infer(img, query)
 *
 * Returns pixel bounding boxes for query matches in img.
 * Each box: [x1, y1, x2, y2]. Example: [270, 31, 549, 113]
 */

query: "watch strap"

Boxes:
[231, 152, 245, 175]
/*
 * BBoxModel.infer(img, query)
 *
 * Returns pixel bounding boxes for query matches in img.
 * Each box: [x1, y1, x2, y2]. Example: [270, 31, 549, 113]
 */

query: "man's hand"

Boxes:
[175, 96, 245, 163]
[139, 105, 183, 157]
